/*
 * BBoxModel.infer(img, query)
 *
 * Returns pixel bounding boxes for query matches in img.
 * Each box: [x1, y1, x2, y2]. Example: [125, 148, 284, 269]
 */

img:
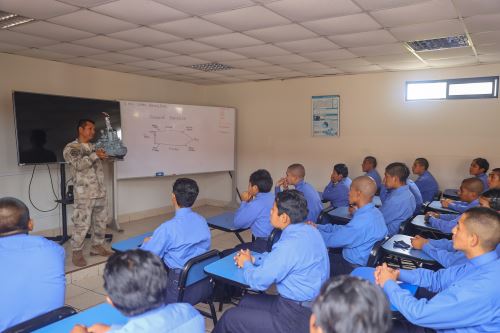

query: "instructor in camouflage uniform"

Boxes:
[63, 119, 113, 267]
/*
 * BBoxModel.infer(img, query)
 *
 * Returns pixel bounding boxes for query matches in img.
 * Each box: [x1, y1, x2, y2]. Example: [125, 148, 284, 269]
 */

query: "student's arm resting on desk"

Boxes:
[233, 201, 256, 229]
[317, 223, 358, 248]
[429, 216, 457, 233]
[447, 201, 468, 213]
[428, 238, 454, 251]
[398, 265, 464, 293]
[140, 225, 170, 256]
[422, 243, 465, 268]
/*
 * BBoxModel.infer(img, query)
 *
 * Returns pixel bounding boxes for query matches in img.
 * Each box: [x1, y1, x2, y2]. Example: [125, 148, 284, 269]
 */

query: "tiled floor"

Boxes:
[64, 205, 249, 332]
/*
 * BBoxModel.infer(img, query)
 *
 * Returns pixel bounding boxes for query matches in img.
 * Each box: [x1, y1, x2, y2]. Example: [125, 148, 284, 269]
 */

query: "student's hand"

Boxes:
[411, 235, 429, 250]
[71, 324, 89, 333]
[240, 191, 253, 202]
[142, 236, 151, 243]
[440, 199, 453, 208]
[88, 323, 111, 333]
[96, 149, 108, 160]
[375, 263, 400, 288]
[305, 221, 317, 228]
[234, 249, 254, 268]
[276, 177, 288, 189]
[348, 205, 357, 215]
[425, 211, 440, 219]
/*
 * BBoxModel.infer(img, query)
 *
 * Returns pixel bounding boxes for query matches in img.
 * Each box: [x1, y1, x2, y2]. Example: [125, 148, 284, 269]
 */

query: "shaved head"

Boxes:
[287, 163, 305, 179]
[352, 176, 377, 199]
[462, 207, 500, 252]
[462, 177, 484, 195]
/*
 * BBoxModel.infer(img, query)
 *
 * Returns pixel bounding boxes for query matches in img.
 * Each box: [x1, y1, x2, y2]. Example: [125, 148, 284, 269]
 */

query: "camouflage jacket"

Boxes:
[63, 139, 106, 200]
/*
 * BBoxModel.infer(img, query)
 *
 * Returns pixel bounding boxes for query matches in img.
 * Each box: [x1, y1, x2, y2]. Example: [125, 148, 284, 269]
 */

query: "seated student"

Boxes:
[469, 157, 489, 190]
[412, 158, 439, 203]
[315, 176, 387, 276]
[214, 190, 329, 333]
[379, 163, 416, 236]
[71, 249, 204, 333]
[275, 163, 323, 223]
[0, 197, 65, 332]
[362, 156, 382, 190]
[232, 169, 275, 253]
[380, 179, 423, 215]
[322, 163, 352, 208]
[488, 167, 500, 189]
[310, 276, 392, 333]
[141, 178, 210, 304]
[412, 188, 500, 268]
[375, 207, 500, 333]
[428, 178, 482, 233]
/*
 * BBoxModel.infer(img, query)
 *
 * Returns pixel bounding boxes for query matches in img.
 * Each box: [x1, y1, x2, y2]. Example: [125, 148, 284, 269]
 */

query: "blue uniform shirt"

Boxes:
[447, 198, 480, 213]
[317, 203, 387, 266]
[365, 169, 382, 190]
[429, 200, 478, 233]
[141, 208, 211, 269]
[234, 192, 275, 238]
[384, 250, 500, 332]
[380, 185, 416, 236]
[0, 234, 65, 331]
[322, 177, 351, 208]
[476, 173, 489, 191]
[423, 239, 500, 268]
[415, 170, 439, 203]
[242, 223, 329, 301]
[380, 180, 423, 215]
[108, 303, 204, 333]
[276, 180, 323, 223]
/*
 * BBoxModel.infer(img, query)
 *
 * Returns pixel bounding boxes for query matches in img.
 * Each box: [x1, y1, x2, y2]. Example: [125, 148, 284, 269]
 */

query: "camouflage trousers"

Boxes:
[71, 197, 108, 251]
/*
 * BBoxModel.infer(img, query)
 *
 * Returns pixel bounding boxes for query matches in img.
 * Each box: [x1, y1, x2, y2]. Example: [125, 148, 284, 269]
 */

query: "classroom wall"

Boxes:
[0, 53, 232, 232]
[199, 63, 500, 195]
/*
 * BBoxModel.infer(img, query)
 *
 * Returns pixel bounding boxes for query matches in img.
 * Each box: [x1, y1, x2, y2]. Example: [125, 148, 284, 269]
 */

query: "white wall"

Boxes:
[199, 64, 500, 194]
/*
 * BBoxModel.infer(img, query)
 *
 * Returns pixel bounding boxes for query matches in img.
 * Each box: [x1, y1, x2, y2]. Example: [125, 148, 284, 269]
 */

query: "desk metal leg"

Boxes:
[235, 232, 245, 244]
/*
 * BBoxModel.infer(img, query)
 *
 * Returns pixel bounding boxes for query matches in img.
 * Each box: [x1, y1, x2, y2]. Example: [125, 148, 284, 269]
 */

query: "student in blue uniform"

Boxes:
[310, 276, 392, 333]
[362, 156, 382, 190]
[322, 163, 352, 208]
[232, 169, 275, 253]
[375, 207, 500, 333]
[379, 163, 416, 236]
[314, 176, 387, 276]
[141, 178, 210, 304]
[412, 188, 500, 268]
[469, 157, 489, 190]
[0, 197, 65, 332]
[412, 158, 439, 203]
[275, 163, 323, 223]
[380, 179, 423, 215]
[213, 190, 329, 333]
[488, 168, 500, 189]
[427, 178, 482, 233]
[70, 249, 204, 333]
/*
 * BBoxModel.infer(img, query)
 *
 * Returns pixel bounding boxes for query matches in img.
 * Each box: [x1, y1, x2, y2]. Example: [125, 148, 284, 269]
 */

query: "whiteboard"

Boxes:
[117, 100, 235, 179]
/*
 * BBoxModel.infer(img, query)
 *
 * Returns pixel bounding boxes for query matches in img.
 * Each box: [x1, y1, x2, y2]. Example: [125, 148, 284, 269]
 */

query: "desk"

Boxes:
[411, 215, 451, 235]
[424, 201, 459, 215]
[381, 235, 436, 264]
[204, 251, 265, 289]
[206, 211, 247, 243]
[326, 206, 352, 225]
[111, 232, 153, 252]
[351, 267, 418, 312]
[443, 189, 460, 200]
[34, 303, 127, 333]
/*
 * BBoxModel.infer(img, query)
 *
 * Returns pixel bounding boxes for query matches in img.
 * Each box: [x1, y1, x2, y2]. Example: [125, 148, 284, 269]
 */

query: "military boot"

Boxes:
[72, 250, 87, 267]
[90, 245, 114, 257]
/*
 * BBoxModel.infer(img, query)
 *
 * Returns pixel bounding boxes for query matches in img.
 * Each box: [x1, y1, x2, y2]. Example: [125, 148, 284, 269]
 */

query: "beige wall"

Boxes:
[200, 64, 500, 194]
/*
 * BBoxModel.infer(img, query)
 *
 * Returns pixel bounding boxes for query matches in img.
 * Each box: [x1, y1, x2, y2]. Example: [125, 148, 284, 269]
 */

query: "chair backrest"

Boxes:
[266, 228, 282, 252]
[367, 238, 388, 267]
[3, 306, 77, 333]
[398, 216, 415, 235]
[316, 206, 335, 225]
[177, 249, 220, 301]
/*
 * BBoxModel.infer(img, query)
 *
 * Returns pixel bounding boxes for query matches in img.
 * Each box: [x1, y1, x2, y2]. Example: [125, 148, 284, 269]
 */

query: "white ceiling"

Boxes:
[1, 0, 500, 85]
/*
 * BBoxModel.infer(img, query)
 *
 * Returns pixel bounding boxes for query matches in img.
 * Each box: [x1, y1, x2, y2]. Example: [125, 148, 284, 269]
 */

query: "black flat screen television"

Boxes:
[13, 91, 121, 165]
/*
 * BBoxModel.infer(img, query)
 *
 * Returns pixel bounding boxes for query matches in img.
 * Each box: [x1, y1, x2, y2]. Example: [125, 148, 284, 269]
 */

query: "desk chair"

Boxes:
[442, 189, 460, 200]
[317, 206, 335, 224]
[381, 235, 441, 271]
[366, 238, 388, 267]
[423, 201, 460, 215]
[4, 306, 77, 333]
[177, 250, 221, 326]
[404, 215, 452, 240]
[266, 228, 282, 252]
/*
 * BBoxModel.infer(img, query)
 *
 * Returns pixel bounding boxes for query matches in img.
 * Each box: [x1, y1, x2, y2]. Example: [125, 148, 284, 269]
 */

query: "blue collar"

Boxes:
[295, 180, 305, 188]
[354, 202, 375, 215]
[391, 184, 409, 194]
[469, 250, 499, 267]
[175, 207, 192, 217]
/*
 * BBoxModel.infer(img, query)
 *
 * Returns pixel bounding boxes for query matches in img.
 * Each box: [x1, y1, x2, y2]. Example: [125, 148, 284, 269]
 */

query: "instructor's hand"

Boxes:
[96, 149, 108, 160]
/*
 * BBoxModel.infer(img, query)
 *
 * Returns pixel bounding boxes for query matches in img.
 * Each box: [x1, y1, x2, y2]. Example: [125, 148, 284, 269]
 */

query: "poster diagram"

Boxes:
[312, 95, 340, 137]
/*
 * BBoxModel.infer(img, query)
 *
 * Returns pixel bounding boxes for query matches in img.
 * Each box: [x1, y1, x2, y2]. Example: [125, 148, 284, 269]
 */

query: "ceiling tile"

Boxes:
[214, 76, 246, 83]
[62, 57, 113, 67]
[222, 58, 271, 68]
[73, 36, 140, 51]
[478, 53, 500, 63]
[14, 48, 76, 60]
[364, 53, 419, 64]
[157, 55, 208, 66]
[128, 60, 173, 69]
[265, 0, 361, 22]
[260, 54, 310, 64]
[119, 47, 177, 59]
[92, 0, 189, 25]
[202, 6, 290, 31]
[300, 68, 342, 75]
[328, 29, 397, 48]
[389, 19, 465, 42]
[276, 37, 340, 53]
[11, 21, 94, 42]
[0, 0, 79, 19]
[58, 0, 117, 7]
[379, 61, 429, 70]
[470, 31, 500, 46]
[160, 66, 201, 74]
[244, 24, 317, 43]
[49, 9, 138, 34]
[321, 57, 373, 67]
[108, 27, 180, 45]
[191, 50, 247, 61]
[0, 30, 57, 47]
[453, 0, 500, 17]
[371, 0, 457, 28]
[285, 62, 328, 70]
[0, 42, 27, 53]
[355, 0, 428, 11]
[154, 0, 254, 15]
[230, 44, 290, 57]
[475, 43, 500, 55]
[41, 43, 106, 56]
[152, 18, 231, 39]
[100, 63, 144, 72]
[274, 71, 306, 78]
[349, 43, 409, 56]
[156, 40, 218, 54]
[300, 49, 357, 61]
[464, 13, 500, 34]
[239, 73, 273, 80]
[337, 64, 383, 73]
[427, 56, 478, 67]
[302, 13, 381, 35]
[195, 33, 264, 49]
[418, 47, 475, 60]
[222, 68, 257, 76]
[130, 69, 166, 77]
[252, 65, 291, 73]
[89, 52, 143, 63]
[188, 71, 226, 79]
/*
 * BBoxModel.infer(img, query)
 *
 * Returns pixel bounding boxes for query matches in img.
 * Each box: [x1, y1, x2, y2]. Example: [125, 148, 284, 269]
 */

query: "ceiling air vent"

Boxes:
[0, 10, 34, 29]
[407, 34, 470, 52]
[191, 63, 233, 72]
